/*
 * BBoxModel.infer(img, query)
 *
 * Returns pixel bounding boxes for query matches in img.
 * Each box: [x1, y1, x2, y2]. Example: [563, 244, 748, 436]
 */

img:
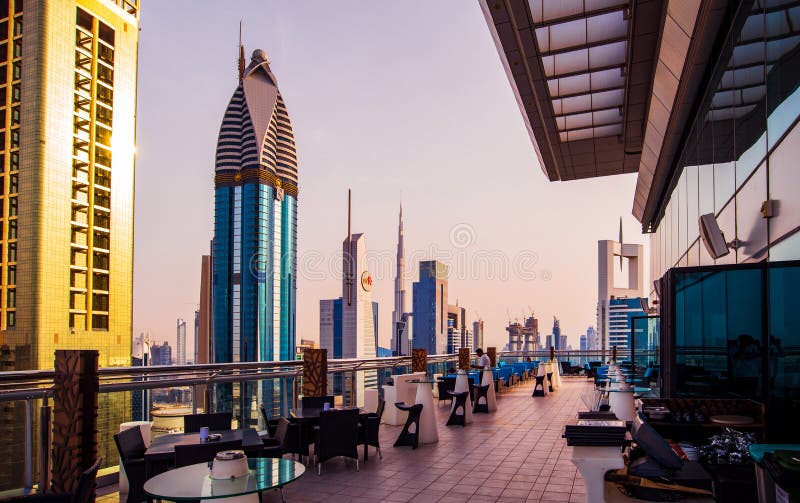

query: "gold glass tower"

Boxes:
[0, 0, 138, 488]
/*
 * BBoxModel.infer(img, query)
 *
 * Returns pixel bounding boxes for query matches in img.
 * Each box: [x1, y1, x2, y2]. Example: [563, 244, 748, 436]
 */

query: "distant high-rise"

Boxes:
[597, 238, 645, 351]
[586, 326, 599, 351]
[0, 0, 140, 487]
[391, 204, 409, 355]
[580, 334, 587, 351]
[545, 335, 553, 349]
[558, 335, 567, 351]
[319, 191, 376, 406]
[506, 320, 523, 351]
[196, 254, 211, 365]
[608, 298, 647, 349]
[150, 341, 172, 366]
[412, 260, 449, 354]
[320, 298, 379, 396]
[506, 315, 539, 352]
[524, 316, 539, 351]
[211, 48, 298, 420]
[552, 317, 562, 350]
[446, 304, 470, 353]
[473, 319, 484, 350]
[176, 318, 187, 365]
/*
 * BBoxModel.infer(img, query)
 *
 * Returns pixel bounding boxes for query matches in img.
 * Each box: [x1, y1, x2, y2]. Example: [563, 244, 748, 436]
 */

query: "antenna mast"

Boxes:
[346, 189, 353, 306]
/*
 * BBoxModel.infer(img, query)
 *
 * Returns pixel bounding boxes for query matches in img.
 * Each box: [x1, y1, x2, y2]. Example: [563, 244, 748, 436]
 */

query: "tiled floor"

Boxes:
[104, 377, 712, 503]
[269, 377, 593, 503]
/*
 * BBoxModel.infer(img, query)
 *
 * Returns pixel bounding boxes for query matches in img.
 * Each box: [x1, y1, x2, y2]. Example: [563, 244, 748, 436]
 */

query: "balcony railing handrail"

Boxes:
[0, 350, 626, 402]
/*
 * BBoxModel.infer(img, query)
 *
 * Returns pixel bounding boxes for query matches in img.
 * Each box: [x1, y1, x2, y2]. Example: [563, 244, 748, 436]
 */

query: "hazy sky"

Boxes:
[133, 1, 647, 354]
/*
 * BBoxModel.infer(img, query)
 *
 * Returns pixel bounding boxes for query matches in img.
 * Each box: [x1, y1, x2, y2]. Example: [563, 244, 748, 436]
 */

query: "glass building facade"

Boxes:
[648, 0, 800, 439]
[649, 0, 800, 281]
[661, 261, 800, 439]
[412, 260, 448, 355]
[212, 50, 298, 423]
[608, 297, 647, 350]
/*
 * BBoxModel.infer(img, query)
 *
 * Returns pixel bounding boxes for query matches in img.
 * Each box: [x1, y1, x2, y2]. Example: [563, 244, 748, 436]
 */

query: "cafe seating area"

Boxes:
[84, 375, 610, 503]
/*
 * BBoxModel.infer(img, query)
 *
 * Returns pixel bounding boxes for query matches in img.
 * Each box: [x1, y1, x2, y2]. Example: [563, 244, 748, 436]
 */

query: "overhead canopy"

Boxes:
[481, 0, 664, 181]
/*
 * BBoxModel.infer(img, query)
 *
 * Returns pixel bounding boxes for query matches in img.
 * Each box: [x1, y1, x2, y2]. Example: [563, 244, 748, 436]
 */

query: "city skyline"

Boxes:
[133, 1, 647, 355]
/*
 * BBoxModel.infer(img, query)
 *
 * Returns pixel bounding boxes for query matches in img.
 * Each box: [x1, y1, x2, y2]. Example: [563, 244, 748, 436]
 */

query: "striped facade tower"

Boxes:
[212, 48, 298, 422]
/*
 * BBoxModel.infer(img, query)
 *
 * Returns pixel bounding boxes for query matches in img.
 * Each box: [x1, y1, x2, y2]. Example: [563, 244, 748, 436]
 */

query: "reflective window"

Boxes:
[673, 268, 763, 398]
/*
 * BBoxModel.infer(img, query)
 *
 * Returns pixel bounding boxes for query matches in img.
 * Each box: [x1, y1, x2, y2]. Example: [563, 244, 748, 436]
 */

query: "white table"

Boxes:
[550, 359, 562, 390]
[535, 364, 549, 396]
[451, 371, 473, 423]
[382, 372, 425, 425]
[570, 446, 624, 503]
[409, 380, 439, 444]
[480, 369, 497, 412]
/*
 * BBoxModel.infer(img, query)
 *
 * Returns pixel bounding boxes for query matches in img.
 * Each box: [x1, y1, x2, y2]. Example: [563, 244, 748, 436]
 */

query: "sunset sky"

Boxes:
[133, 0, 647, 354]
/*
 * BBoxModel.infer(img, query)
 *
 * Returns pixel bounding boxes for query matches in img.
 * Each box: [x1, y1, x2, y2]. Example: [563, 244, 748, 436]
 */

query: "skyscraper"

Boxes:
[391, 204, 409, 355]
[320, 297, 379, 398]
[552, 317, 562, 350]
[196, 254, 211, 366]
[212, 48, 298, 420]
[580, 334, 587, 351]
[473, 319, 484, 350]
[318, 191, 376, 406]
[446, 304, 470, 353]
[586, 326, 599, 351]
[150, 340, 172, 366]
[176, 318, 186, 365]
[412, 260, 449, 355]
[608, 298, 647, 350]
[597, 239, 645, 351]
[0, 0, 139, 487]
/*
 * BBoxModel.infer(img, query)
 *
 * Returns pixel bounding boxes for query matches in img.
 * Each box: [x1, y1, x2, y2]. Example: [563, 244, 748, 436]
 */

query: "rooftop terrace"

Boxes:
[92, 376, 704, 503]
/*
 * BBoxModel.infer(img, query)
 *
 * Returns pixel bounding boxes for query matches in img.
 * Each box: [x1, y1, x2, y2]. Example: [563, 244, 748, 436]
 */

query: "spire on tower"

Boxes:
[238, 21, 245, 84]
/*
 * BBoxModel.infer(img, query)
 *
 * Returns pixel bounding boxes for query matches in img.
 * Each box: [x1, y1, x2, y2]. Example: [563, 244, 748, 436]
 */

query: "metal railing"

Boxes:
[0, 350, 619, 491]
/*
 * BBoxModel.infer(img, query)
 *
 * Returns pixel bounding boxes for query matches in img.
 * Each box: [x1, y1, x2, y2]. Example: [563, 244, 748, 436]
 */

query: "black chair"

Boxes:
[254, 408, 282, 458]
[174, 439, 243, 468]
[183, 412, 233, 433]
[10, 458, 102, 503]
[71, 458, 102, 503]
[301, 395, 334, 409]
[436, 380, 453, 405]
[547, 372, 554, 392]
[259, 404, 280, 438]
[275, 416, 304, 457]
[473, 384, 490, 413]
[393, 403, 423, 449]
[532, 375, 547, 397]
[114, 426, 148, 503]
[358, 399, 385, 461]
[446, 391, 469, 427]
[314, 408, 360, 475]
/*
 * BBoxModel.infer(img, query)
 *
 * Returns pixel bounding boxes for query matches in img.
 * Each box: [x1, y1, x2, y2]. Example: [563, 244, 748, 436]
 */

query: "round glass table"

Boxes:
[144, 457, 305, 502]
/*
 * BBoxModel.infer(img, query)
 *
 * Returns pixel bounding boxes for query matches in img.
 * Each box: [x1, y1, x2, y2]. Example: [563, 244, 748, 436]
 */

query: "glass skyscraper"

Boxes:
[412, 260, 449, 355]
[212, 48, 298, 422]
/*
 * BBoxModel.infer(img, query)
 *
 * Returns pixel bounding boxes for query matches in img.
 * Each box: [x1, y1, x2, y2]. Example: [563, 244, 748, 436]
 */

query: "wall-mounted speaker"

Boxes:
[699, 213, 730, 259]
